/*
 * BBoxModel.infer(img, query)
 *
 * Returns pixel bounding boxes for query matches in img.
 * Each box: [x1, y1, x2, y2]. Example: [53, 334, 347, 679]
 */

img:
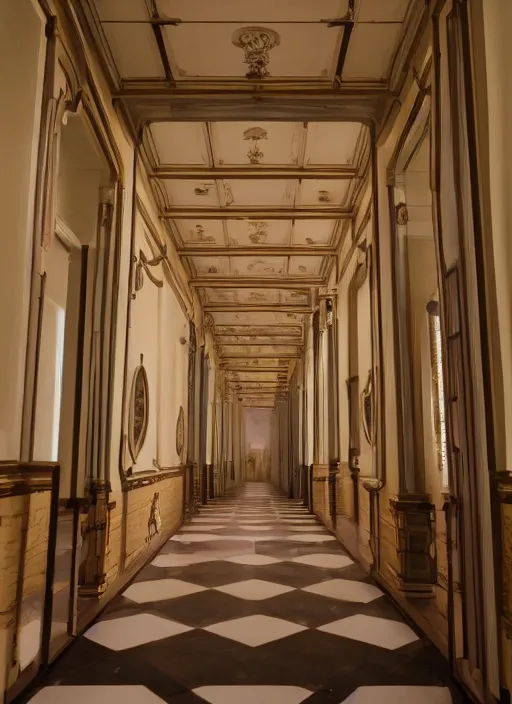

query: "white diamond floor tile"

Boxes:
[123, 579, 206, 603]
[151, 554, 219, 568]
[214, 579, 295, 600]
[240, 525, 273, 531]
[223, 554, 283, 566]
[193, 685, 313, 704]
[292, 554, 354, 569]
[84, 614, 191, 651]
[190, 518, 231, 523]
[28, 686, 168, 703]
[340, 686, 453, 704]
[303, 579, 383, 603]
[286, 534, 337, 542]
[318, 614, 420, 650]
[181, 525, 227, 532]
[204, 615, 307, 647]
[238, 519, 275, 524]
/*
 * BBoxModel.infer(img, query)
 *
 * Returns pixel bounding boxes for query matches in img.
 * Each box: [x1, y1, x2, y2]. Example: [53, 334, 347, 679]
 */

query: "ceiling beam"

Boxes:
[224, 367, 287, 372]
[205, 305, 310, 313]
[151, 166, 358, 180]
[219, 341, 303, 347]
[179, 247, 334, 256]
[161, 207, 353, 220]
[221, 354, 300, 359]
[191, 278, 323, 288]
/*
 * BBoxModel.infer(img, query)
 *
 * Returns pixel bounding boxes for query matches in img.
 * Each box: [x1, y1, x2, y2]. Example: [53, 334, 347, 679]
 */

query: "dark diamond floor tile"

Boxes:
[21, 483, 471, 704]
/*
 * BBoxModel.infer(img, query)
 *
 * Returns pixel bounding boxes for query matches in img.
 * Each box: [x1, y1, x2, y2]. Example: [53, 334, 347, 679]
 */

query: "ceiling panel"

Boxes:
[226, 180, 296, 207]
[292, 220, 338, 246]
[213, 311, 303, 325]
[162, 24, 341, 80]
[94, 0, 149, 22]
[342, 24, 403, 80]
[101, 24, 166, 78]
[150, 123, 209, 165]
[211, 122, 302, 166]
[356, 0, 411, 22]
[288, 256, 325, 276]
[304, 122, 363, 165]
[231, 256, 287, 277]
[226, 220, 291, 246]
[156, 0, 347, 22]
[297, 180, 350, 207]
[162, 180, 220, 207]
[221, 345, 299, 356]
[190, 256, 230, 275]
[173, 220, 225, 247]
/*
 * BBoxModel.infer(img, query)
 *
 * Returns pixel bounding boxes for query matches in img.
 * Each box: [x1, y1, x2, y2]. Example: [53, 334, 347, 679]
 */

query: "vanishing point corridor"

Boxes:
[4, 1, 511, 703]
[28, 484, 464, 703]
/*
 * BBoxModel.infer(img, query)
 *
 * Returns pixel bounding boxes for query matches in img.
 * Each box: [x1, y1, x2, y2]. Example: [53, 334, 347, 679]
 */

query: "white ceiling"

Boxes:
[83, 0, 417, 406]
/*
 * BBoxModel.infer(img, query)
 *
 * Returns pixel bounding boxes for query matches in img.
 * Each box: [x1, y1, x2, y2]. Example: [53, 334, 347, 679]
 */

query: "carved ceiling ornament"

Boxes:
[176, 405, 185, 458]
[128, 355, 149, 463]
[222, 180, 235, 206]
[186, 224, 215, 244]
[243, 126, 268, 164]
[249, 221, 268, 244]
[232, 26, 280, 79]
[395, 202, 409, 226]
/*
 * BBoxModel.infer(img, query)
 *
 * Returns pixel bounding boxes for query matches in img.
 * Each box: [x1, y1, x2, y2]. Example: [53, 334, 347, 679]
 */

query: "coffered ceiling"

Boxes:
[80, 0, 422, 406]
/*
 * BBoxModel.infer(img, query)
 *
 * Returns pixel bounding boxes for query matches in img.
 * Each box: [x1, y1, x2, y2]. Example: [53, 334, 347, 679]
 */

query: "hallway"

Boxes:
[28, 484, 465, 704]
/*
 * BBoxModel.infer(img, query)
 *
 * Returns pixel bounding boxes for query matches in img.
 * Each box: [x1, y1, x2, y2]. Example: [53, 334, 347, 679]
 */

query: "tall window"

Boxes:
[427, 301, 449, 488]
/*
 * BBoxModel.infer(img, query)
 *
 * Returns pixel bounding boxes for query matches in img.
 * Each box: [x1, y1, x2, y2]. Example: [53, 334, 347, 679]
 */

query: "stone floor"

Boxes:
[26, 483, 469, 703]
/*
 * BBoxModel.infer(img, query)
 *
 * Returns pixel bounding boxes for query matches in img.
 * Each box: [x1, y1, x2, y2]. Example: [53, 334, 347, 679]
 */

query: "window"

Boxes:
[427, 302, 449, 489]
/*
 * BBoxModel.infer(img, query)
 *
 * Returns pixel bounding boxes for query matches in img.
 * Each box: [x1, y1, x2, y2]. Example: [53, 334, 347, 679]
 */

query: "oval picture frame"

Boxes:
[176, 406, 185, 458]
[128, 362, 149, 463]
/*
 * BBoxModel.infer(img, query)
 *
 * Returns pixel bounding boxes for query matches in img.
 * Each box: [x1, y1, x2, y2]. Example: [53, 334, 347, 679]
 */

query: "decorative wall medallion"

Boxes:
[147, 492, 162, 541]
[395, 202, 409, 226]
[298, 265, 307, 273]
[361, 369, 375, 447]
[128, 355, 149, 463]
[243, 126, 268, 164]
[186, 224, 215, 243]
[132, 245, 167, 299]
[176, 406, 185, 457]
[232, 26, 280, 79]
[249, 221, 268, 243]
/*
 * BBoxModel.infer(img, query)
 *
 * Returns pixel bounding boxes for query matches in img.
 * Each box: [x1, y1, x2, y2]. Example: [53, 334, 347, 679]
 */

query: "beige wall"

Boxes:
[0, 0, 46, 460]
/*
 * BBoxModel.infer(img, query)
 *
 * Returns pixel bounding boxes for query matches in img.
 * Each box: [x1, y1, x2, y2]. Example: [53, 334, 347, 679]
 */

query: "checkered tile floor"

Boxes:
[27, 483, 468, 703]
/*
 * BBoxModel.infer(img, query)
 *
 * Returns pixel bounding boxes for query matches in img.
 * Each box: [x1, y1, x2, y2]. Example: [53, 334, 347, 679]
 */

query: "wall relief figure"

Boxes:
[176, 405, 185, 458]
[147, 492, 162, 541]
[232, 27, 280, 79]
[361, 369, 375, 447]
[128, 355, 149, 463]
